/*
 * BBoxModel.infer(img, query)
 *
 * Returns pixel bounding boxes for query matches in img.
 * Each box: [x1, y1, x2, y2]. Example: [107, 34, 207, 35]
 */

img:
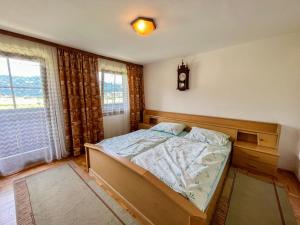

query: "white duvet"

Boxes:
[131, 136, 231, 211]
[96, 129, 174, 159]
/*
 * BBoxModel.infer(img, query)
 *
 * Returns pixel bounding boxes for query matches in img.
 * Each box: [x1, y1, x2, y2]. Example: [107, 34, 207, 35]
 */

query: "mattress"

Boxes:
[131, 136, 231, 211]
[96, 129, 178, 159]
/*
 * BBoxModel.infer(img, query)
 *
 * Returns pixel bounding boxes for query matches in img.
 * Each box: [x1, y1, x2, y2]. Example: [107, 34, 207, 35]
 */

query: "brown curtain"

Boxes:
[127, 64, 145, 131]
[57, 48, 104, 156]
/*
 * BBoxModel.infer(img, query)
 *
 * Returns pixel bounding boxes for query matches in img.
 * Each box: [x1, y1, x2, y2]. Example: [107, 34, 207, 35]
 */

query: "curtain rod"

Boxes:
[0, 29, 142, 67]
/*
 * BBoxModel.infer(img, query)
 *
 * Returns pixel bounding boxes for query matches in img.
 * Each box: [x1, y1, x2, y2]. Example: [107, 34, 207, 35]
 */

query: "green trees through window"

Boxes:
[0, 56, 45, 110]
[99, 71, 125, 115]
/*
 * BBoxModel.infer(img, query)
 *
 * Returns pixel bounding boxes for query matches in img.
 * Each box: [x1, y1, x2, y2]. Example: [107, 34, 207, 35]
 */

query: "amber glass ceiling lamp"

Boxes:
[131, 17, 156, 36]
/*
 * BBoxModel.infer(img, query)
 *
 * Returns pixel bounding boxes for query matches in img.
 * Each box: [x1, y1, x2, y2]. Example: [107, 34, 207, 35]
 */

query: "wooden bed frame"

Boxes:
[85, 110, 280, 225]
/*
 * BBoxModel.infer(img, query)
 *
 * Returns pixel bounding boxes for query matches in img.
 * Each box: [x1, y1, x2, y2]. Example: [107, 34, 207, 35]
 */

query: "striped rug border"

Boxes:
[14, 178, 36, 225]
[211, 168, 237, 225]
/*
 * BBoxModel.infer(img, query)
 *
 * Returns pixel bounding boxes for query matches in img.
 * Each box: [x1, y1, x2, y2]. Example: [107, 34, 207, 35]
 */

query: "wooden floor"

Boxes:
[1, 155, 300, 225]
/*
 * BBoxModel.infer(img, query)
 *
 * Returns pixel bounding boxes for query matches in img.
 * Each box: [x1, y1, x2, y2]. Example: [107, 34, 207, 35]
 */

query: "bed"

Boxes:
[85, 111, 239, 225]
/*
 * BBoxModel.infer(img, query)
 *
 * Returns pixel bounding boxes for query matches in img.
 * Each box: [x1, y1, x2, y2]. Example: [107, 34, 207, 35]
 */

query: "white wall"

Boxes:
[144, 32, 300, 173]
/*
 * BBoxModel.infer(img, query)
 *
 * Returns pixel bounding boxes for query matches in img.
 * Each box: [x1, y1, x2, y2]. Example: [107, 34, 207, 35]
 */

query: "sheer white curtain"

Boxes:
[0, 34, 67, 176]
[98, 59, 130, 138]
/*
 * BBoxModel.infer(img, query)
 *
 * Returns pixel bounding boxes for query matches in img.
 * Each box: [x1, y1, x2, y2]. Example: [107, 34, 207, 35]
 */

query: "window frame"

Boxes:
[99, 70, 126, 116]
[0, 51, 47, 110]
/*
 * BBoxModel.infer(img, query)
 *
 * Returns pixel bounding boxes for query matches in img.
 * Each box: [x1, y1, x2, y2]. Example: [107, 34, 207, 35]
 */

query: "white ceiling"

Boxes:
[1, 0, 300, 64]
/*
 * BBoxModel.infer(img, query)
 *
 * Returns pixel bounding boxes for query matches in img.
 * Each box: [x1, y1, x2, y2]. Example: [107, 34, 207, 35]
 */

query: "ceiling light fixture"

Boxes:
[131, 17, 156, 36]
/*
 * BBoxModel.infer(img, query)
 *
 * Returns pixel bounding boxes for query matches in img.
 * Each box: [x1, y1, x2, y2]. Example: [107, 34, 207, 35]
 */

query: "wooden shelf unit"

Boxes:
[233, 128, 280, 176]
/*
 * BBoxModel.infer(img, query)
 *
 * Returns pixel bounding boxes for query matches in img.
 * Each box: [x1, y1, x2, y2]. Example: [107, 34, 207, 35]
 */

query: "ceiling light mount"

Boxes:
[131, 17, 156, 36]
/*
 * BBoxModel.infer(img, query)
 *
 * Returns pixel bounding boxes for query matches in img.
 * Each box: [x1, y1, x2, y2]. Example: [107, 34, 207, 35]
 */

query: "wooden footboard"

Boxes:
[85, 143, 229, 225]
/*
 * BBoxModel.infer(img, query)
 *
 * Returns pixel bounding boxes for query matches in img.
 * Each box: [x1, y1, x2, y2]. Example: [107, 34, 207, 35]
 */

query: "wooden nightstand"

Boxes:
[232, 129, 280, 176]
[138, 123, 153, 129]
[233, 141, 279, 175]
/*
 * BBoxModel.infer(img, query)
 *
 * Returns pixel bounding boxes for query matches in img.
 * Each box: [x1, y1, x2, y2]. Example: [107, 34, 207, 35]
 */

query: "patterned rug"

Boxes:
[14, 165, 297, 225]
[14, 164, 140, 225]
[211, 168, 297, 225]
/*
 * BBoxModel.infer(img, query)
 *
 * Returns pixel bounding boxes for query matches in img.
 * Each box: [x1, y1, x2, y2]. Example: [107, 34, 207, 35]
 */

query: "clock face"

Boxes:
[179, 73, 186, 81]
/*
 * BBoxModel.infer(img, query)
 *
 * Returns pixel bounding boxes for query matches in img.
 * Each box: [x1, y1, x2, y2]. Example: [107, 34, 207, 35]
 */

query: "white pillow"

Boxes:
[150, 122, 186, 136]
[184, 127, 229, 146]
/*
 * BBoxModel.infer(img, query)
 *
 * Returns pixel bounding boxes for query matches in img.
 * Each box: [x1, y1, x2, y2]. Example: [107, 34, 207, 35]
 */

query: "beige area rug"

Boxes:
[14, 164, 140, 225]
[212, 168, 297, 225]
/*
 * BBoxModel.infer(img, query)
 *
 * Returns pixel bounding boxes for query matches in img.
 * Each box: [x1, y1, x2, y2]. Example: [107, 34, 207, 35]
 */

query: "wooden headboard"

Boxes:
[143, 109, 281, 146]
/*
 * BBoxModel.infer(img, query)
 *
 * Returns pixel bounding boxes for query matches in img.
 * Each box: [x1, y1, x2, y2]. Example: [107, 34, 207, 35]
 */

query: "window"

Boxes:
[99, 71, 127, 116]
[0, 55, 45, 110]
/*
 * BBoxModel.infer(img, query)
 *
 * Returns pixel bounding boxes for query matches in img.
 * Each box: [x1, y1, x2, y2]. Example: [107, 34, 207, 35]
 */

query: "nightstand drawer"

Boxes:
[233, 147, 278, 166]
[232, 156, 277, 175]
[233, 147, 278, 175]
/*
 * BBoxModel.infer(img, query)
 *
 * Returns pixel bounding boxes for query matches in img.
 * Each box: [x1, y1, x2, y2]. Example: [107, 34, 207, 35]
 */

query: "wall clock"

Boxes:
[177, 60, 190, 91]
